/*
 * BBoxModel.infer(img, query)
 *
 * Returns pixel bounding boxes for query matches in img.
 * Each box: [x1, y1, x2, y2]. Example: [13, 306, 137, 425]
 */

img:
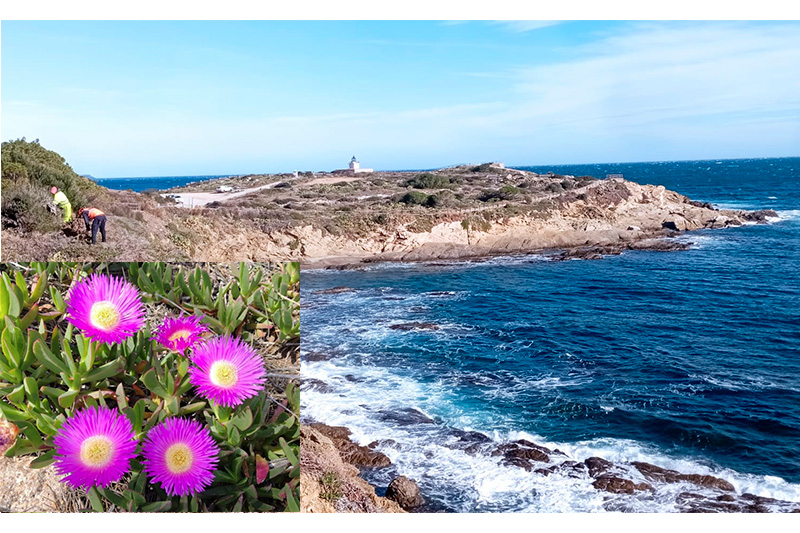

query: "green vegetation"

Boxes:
[319, 471, 342, 503]
[404, 172, 455, 189]
[478, 185, 522, 202]
[1, 139, 101, 231]
[0, 262, 300, 512]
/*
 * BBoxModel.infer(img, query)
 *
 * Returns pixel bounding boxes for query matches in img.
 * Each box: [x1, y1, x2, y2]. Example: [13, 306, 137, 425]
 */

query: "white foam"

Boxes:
[302, 360, 800, 511]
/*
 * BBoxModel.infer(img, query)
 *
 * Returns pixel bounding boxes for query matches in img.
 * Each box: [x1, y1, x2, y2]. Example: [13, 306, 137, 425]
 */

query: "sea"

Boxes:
[92, 175, 236, 191]
[300, 157, 800, 512]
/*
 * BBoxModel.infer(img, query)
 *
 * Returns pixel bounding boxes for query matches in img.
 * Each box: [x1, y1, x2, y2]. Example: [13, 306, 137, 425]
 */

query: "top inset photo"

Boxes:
[1, 20, 798, 267]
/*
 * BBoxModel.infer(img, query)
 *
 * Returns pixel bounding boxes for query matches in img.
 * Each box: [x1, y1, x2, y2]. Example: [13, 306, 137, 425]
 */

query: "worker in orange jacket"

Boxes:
[78, 207, 107, 244]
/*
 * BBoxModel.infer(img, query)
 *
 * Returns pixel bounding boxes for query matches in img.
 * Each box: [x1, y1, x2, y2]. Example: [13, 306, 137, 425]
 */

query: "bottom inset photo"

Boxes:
[0, 261, 299, 512]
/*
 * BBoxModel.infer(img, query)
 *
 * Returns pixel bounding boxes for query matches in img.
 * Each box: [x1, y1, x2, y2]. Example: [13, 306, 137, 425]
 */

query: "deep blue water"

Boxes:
[301, 157, 800, 512]
[93, 175, 236, 191]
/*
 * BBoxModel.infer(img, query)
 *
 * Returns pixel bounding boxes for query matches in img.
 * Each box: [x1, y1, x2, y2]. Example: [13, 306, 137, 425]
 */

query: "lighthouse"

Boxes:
[347, 156, 373, 174]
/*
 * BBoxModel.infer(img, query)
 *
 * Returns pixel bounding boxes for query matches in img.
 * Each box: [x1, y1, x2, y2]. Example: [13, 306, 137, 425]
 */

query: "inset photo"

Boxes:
[0, 262, 299, 512]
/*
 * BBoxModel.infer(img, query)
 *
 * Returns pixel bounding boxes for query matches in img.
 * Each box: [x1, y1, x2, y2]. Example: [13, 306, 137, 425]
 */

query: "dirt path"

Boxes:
[164, 179, 291, 208]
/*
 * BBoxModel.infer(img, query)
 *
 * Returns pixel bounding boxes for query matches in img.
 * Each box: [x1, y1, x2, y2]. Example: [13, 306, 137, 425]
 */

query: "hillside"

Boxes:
[1, 142, 772, 263]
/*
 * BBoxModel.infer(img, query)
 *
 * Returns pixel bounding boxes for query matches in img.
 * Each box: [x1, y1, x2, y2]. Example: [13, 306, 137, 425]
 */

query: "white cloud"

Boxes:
[494, 20, 562, 33]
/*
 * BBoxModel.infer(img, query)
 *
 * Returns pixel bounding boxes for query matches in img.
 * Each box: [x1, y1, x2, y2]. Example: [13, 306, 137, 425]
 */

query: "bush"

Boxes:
[1, 138, 100, 210]
[478, 185, 521, 202]
[397, 191, 429, 206]
[404, 173, 453, 190]
[1, 181, 63, 233]
[470, 163, 494, 173]
[0, 262, 300, 512]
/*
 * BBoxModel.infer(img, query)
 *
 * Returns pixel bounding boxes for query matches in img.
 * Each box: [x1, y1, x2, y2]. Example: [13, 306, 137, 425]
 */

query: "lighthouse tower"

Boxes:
[349, 156, 360, 171]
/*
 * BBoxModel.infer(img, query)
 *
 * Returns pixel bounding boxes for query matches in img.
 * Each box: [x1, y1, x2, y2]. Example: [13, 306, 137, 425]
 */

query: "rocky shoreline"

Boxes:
[300, 405, 800, 513]
[298, 178, 778, 270]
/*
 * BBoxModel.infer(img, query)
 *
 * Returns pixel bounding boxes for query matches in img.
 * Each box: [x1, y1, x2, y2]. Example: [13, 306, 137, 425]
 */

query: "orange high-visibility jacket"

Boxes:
[85, 208, 105, 219]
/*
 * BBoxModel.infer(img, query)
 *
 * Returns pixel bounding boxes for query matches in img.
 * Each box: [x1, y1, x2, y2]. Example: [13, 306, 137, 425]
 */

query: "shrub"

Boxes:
[1, 181, 63, 233]
[1, 138, 100, 210]
[478, 185, 521, 202]
[0, 262, 300, 512]
[397, 191, 429, 206]
[470, 163, 494, 173]
[404, 173, 453, 190]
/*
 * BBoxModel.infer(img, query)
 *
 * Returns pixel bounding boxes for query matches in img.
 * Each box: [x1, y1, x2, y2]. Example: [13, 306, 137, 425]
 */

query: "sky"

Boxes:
[2, 20, 799, 177]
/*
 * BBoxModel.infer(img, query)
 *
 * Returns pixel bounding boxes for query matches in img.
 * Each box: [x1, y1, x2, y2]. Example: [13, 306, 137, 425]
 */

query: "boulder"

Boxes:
[741, 209, 778, 222]
[592, 475, 653, 494]
[385, 476, 424, 510]
[631, 462, 734, 492]
[584, 456, 614, 477]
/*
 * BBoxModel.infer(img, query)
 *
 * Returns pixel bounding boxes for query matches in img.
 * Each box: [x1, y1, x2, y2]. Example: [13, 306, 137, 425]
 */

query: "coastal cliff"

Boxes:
[300, 424, 405, 513]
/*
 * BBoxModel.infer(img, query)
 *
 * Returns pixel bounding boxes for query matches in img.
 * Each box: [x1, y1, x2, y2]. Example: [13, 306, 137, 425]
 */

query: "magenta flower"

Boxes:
[188, 336, 267, 407]
[53, 406, 137, 489]
[142, 417, 219, 496]
[66, 273, 145, 344]
[152, 314, 208, 352]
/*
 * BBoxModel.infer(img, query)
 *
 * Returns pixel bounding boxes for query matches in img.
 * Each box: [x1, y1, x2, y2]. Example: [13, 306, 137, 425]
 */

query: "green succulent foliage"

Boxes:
[0, 262, 300, 512]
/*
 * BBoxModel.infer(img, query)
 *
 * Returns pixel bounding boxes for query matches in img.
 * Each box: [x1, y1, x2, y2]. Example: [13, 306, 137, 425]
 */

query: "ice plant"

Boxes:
[188, 336, 267, 407]
[53, 406, 137, 489]
[142, 417, 220, 496]
[152, 314, 208, 352]
[66, 273, 145, 344]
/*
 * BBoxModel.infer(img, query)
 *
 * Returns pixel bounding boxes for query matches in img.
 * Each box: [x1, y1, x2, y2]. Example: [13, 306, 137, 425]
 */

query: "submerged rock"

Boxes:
[389, 322, 441, 331]
[314, 286, 356, 295]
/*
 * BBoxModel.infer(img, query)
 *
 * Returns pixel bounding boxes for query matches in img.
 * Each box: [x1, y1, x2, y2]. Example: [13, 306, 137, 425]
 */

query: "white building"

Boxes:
[349, 156, 373, 174]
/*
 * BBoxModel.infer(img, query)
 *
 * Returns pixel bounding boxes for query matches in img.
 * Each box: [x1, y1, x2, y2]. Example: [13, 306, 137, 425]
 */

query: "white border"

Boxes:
[0, 1, 799, 20]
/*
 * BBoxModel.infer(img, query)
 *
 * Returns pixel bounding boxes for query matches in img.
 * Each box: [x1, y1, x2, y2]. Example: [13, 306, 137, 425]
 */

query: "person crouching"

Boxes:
[78, 207, 107, 244]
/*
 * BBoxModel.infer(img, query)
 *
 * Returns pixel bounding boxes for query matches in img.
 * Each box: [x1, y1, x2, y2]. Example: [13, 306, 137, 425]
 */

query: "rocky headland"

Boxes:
[2, 147, 777, 263]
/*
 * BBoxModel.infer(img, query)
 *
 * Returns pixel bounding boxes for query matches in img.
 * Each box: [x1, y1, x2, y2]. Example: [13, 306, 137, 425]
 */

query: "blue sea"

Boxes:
[93, 175, 236, 191]
[300, 157, 800, 512]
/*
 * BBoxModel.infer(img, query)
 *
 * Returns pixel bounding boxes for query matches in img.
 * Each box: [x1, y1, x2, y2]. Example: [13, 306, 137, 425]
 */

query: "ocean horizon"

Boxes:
[91, 156, 799, 192]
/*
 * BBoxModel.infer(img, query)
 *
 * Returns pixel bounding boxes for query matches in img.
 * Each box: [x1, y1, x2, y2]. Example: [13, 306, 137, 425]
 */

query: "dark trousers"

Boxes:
[83, 213, 107, 243]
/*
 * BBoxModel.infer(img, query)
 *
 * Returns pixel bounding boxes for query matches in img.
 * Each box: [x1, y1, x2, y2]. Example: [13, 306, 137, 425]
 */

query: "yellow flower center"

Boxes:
[80, 435, 114, 468]
[89, 301, 121, 331]
[167, 329, 192, 343]
[165, 443, 194, 474]
[209, 361, 238, 388]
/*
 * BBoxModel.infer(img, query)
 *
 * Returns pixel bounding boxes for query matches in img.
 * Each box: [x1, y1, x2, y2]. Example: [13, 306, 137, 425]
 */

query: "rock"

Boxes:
[389, 322, 440, 331]
[662, 220, 681, 231]
[303, 351, 333, 362]
[377, 408, 436, 426]
[385, 476, 424, 510]
[627, 239, 691, 252]
[688, 200, 715, 210]
[584, 456, 614, 477]
[592, 475, 653, 494]
[627, 225, 641, 231]
[302, 378, 334, 393]
[631, 462, 734, 492]
[493, 440, 551, 470]
[300, 425, 404, 513]
[314, 286, 356, 295]
[309, 424, 392, 468]
[741, 209, 778, 222]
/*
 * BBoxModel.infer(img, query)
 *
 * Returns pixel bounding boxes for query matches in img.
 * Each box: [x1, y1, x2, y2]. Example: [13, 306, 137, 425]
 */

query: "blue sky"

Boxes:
[2, 20, 799, 177]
